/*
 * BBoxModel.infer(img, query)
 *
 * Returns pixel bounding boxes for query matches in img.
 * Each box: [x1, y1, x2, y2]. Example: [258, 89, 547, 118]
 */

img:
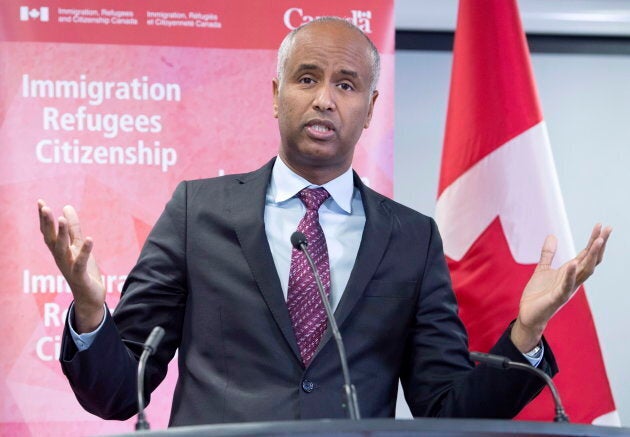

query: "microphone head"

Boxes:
[290, 231, 308, 249]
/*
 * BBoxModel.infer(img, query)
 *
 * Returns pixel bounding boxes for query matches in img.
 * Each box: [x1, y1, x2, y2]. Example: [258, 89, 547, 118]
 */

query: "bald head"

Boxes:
[276, 17, 380, 94]
[271, 15, 379, 185]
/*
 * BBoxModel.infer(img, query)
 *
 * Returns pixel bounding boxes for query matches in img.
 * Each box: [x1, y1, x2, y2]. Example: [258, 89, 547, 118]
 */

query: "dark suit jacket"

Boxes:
[60, 158, 557, 426]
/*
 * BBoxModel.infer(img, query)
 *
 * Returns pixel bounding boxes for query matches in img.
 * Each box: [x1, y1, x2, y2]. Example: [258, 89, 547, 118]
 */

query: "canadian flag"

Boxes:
[436, 0, 618, 424]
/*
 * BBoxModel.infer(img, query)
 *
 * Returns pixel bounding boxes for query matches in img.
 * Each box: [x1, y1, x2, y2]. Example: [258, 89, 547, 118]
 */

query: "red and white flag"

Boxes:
[436, 0, 617, 424]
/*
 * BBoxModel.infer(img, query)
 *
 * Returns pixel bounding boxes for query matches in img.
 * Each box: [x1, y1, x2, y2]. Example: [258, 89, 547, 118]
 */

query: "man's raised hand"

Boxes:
[511, 224, 612, 353]
[38, 200, 105, 333]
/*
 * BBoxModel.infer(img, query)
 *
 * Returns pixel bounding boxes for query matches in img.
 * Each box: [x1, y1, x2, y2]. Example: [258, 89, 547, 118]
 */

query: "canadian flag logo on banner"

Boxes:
[435, 0, 618, 424]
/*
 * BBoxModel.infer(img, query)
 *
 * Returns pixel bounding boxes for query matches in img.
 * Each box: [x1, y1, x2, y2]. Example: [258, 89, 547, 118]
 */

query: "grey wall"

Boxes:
[394, 50, 630, 425]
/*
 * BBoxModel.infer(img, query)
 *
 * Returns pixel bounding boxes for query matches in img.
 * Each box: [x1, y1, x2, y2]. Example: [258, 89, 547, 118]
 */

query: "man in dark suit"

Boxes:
[38, 18, 610, 426]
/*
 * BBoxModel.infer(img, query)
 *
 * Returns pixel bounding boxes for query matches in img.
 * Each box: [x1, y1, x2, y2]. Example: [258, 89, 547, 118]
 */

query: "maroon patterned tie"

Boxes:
[287, 188, 331, 367]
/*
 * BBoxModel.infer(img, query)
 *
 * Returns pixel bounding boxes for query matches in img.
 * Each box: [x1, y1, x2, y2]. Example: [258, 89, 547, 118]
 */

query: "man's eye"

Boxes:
[338, 83, 354, 91]
[299, 77, 315, 84]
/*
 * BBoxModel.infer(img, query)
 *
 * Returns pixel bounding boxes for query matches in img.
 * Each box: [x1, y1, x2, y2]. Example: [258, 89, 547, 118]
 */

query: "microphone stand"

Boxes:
[293, 232, 361, 420]
[136, 326, 165, 431]
[470, 351, 569, 422]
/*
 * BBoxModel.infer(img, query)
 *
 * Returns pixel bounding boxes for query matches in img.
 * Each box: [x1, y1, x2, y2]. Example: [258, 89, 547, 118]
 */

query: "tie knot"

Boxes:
[298, 188, 330, 211]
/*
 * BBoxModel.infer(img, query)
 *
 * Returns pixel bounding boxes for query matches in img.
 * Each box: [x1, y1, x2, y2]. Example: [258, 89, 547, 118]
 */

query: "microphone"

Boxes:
[470, 351, 569, 422]
[135, 326, 165, 431]
[290, 231, 361, 420]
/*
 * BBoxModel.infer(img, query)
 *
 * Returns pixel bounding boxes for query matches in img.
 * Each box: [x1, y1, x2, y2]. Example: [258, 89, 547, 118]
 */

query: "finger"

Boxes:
[596, 226, 612, 264]
[537, 235, 557, 271]
[576, 224, 602, 263]
[72, 237, 94, 276]
[576, 237, 604, 284]
[560, 260, 578, 301]
[38, 200, 57, 249]
[53, 216, 72, 262]
[85, 240, 101, 275]
[63, 205, 84, 245]
[587, 223, 602, 247]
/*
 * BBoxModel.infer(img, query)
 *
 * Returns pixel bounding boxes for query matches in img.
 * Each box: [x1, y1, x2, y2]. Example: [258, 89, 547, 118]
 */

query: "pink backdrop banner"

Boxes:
[0, 0, 394, 435]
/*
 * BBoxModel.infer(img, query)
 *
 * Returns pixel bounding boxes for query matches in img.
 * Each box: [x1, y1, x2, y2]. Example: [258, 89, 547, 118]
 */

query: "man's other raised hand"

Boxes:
[38, 200, 105, 333]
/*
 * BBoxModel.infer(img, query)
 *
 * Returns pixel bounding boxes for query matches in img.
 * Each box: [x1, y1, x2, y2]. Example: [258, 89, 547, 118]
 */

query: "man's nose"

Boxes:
[312, 84, 336, 112]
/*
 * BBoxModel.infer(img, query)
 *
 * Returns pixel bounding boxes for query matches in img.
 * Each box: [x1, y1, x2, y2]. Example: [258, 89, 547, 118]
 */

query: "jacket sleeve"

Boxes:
[59, 181, 189, 420]
[400, 218, 558, 418]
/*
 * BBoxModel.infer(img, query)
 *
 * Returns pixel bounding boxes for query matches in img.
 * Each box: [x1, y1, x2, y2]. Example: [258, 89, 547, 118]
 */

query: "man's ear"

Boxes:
[364, 90, 379, 129]
[272, 78, 280, 119]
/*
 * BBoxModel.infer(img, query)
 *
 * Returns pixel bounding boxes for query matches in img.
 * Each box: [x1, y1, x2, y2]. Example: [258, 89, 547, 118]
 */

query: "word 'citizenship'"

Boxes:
[36, 139, 177, 172]
[22, 74, 182, 107]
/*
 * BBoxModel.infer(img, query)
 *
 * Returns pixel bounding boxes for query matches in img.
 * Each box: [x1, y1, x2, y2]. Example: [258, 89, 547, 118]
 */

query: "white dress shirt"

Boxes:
[264, 156, 365, 312]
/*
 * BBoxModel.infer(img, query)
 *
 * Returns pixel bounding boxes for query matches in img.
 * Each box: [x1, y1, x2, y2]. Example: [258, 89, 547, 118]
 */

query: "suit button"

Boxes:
[302, 379, 314, 393]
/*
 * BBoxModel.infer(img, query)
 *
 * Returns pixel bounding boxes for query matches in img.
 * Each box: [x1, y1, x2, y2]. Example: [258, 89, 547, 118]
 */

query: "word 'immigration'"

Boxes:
[22, 74, 182, 106]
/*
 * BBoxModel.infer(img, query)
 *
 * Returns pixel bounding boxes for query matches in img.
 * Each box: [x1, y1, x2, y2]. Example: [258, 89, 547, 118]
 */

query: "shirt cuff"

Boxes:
[522, 343, 544, 367]
[68, 302, 107, 352]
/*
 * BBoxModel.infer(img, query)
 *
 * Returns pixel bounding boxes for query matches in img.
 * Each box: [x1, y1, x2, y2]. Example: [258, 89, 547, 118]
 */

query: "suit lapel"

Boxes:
[317, 173, 393, 352]
[228, 161, 393, 365]
[227, 158, 301, 362]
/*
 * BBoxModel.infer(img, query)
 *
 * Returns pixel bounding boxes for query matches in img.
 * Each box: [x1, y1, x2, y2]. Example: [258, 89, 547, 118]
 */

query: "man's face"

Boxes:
[273, 22, 378, 180]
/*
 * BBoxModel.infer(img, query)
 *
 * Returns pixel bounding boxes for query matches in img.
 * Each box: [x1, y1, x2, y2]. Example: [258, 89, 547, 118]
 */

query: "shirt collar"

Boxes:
[270, 156, 354, 213]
